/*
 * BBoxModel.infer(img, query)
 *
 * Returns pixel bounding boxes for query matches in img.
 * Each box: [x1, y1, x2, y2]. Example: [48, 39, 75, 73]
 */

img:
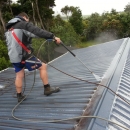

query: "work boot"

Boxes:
[17, 93, 26, 102]
[44, 84, 60, 96]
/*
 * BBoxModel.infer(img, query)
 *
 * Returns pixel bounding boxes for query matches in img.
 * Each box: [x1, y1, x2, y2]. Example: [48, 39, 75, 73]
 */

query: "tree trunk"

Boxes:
[35, 0, 45, 29]
[8, 0, 13, 16]
[29, 0, 36, 25]
[0, 9, 5, 31]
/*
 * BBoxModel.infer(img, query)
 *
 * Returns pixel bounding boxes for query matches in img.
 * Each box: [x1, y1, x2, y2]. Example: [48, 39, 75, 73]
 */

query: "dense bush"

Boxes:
[0, 40, 11, 71]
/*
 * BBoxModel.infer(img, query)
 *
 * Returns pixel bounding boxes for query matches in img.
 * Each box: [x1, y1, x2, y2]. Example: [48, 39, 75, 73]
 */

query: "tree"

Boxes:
[118, 12, 130, 37]
[83, 13, 102, 40]
[124, 3, 130, 12]
[0, 0, 14, 39]
[61, 5, 71, 20]
[69, 7, 83, 35]
[110, 8, 118, 15]
[29, 0, 36, 25]
[51, 15, 80, 45]
[0, 0, 7, 32]
[16, 0, 55, 30]
[37, 0, 55, 30]
[35, 0, 45, 29]
[7, 0, 13, 16]
[61, 6, 78, 21]
[101, 9, 124, 41]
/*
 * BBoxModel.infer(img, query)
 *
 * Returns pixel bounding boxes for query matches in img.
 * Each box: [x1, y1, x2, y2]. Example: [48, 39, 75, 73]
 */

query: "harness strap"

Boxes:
[9, 28, 31, 54]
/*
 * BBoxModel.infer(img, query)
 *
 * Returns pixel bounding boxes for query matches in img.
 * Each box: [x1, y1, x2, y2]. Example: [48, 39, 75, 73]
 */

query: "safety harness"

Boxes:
[9, 28, 31, 54]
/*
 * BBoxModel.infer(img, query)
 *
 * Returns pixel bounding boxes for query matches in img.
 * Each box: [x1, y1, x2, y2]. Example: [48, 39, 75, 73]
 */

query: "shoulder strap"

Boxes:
[9, 28, 31, 54]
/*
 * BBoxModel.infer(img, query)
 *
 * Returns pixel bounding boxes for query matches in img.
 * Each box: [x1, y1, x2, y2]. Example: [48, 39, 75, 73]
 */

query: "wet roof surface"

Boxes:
[0, 38, 129, 130]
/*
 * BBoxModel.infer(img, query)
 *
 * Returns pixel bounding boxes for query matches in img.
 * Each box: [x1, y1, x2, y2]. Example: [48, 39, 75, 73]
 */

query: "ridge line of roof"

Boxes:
[88, 37, 130, 130]
[75, 38, 129, 130]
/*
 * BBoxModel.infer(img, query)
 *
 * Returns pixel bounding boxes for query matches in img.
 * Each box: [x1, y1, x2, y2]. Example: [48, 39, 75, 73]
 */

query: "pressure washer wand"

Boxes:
[61, 42, 76, 57]
[61, 42, 92, 72]
[60, 42, 101, 81]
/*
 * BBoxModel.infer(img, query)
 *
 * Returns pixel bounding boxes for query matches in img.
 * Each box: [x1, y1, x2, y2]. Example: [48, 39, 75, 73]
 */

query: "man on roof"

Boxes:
[5, 12, 61, 102]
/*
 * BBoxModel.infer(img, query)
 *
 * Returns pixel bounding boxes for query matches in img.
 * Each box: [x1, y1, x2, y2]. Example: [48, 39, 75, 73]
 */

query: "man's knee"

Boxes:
[16, 69, 24, 79]
[39, 63, 47, 70]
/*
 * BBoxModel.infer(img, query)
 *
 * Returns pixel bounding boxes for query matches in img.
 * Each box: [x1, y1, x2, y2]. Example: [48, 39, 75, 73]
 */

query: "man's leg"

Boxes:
[15, 68, 24, 93]
[15, 68, 26, 102]
[38, 63, 60, 95]
[38, 63, 49, 85]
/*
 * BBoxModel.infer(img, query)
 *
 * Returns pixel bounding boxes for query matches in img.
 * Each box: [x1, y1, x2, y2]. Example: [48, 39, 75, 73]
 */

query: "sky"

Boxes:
[12, 0, 130, 16]
[53, 0, 130, 15]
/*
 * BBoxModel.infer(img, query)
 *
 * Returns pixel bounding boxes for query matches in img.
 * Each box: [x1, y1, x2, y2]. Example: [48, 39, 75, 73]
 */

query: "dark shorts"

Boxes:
[13, 56, 42, 73]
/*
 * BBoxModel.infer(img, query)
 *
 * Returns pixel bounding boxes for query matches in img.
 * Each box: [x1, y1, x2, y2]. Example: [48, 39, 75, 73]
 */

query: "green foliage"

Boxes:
[101, 14, 122, 40]
[124, 2, 130, 12]
[51, 15, 80, 46]
[61, 5, 72, 20]
[32, 38, 57, 62]
[76, 40, 99, 48]
[0, 40, 11, 71]
[61, 6, 84, 35]
[0, 57, 10, 71]
[2, 11, 13, 23]
[82, 9, 130, 42]
[36, 0, 55, 29]
[15, 0, 35, 22]
[0, 40, 8, 59]
[83, 13, 102, 40]
[32, 38, 46, 60]
[12, 0, 55, 30]
[1, 1, 130, 67]
[69, 7, 83, 35]
[118, 12, 130, 37]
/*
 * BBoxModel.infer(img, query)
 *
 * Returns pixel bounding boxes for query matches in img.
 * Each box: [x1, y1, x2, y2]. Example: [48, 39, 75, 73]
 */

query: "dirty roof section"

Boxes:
[0, 38, 129, 130]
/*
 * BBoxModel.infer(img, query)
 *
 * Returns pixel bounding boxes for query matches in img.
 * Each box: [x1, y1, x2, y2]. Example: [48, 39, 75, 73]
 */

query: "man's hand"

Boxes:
[54, 37, 61, 44]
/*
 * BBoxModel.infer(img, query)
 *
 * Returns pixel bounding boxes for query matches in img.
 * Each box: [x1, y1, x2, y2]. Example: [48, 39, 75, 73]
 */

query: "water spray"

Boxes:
[60, 42, 102, 81]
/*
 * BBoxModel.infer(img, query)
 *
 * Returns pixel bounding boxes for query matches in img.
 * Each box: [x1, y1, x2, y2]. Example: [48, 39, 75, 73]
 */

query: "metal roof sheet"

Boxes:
[0, 38, 128, 130]
[107, 45, 130, 130]
[87, 38, 130, 130]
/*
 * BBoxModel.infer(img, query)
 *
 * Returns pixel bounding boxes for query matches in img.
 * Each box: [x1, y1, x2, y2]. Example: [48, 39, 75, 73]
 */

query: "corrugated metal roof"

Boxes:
[87, 38, 130, 130]
[0, 38, 128, 130]
[107, 44, 130, 130]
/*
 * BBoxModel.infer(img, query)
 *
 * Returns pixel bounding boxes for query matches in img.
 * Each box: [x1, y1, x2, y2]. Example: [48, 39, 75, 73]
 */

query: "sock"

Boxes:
[44, 84, 50, 88]
[17, 93, 22, 97]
